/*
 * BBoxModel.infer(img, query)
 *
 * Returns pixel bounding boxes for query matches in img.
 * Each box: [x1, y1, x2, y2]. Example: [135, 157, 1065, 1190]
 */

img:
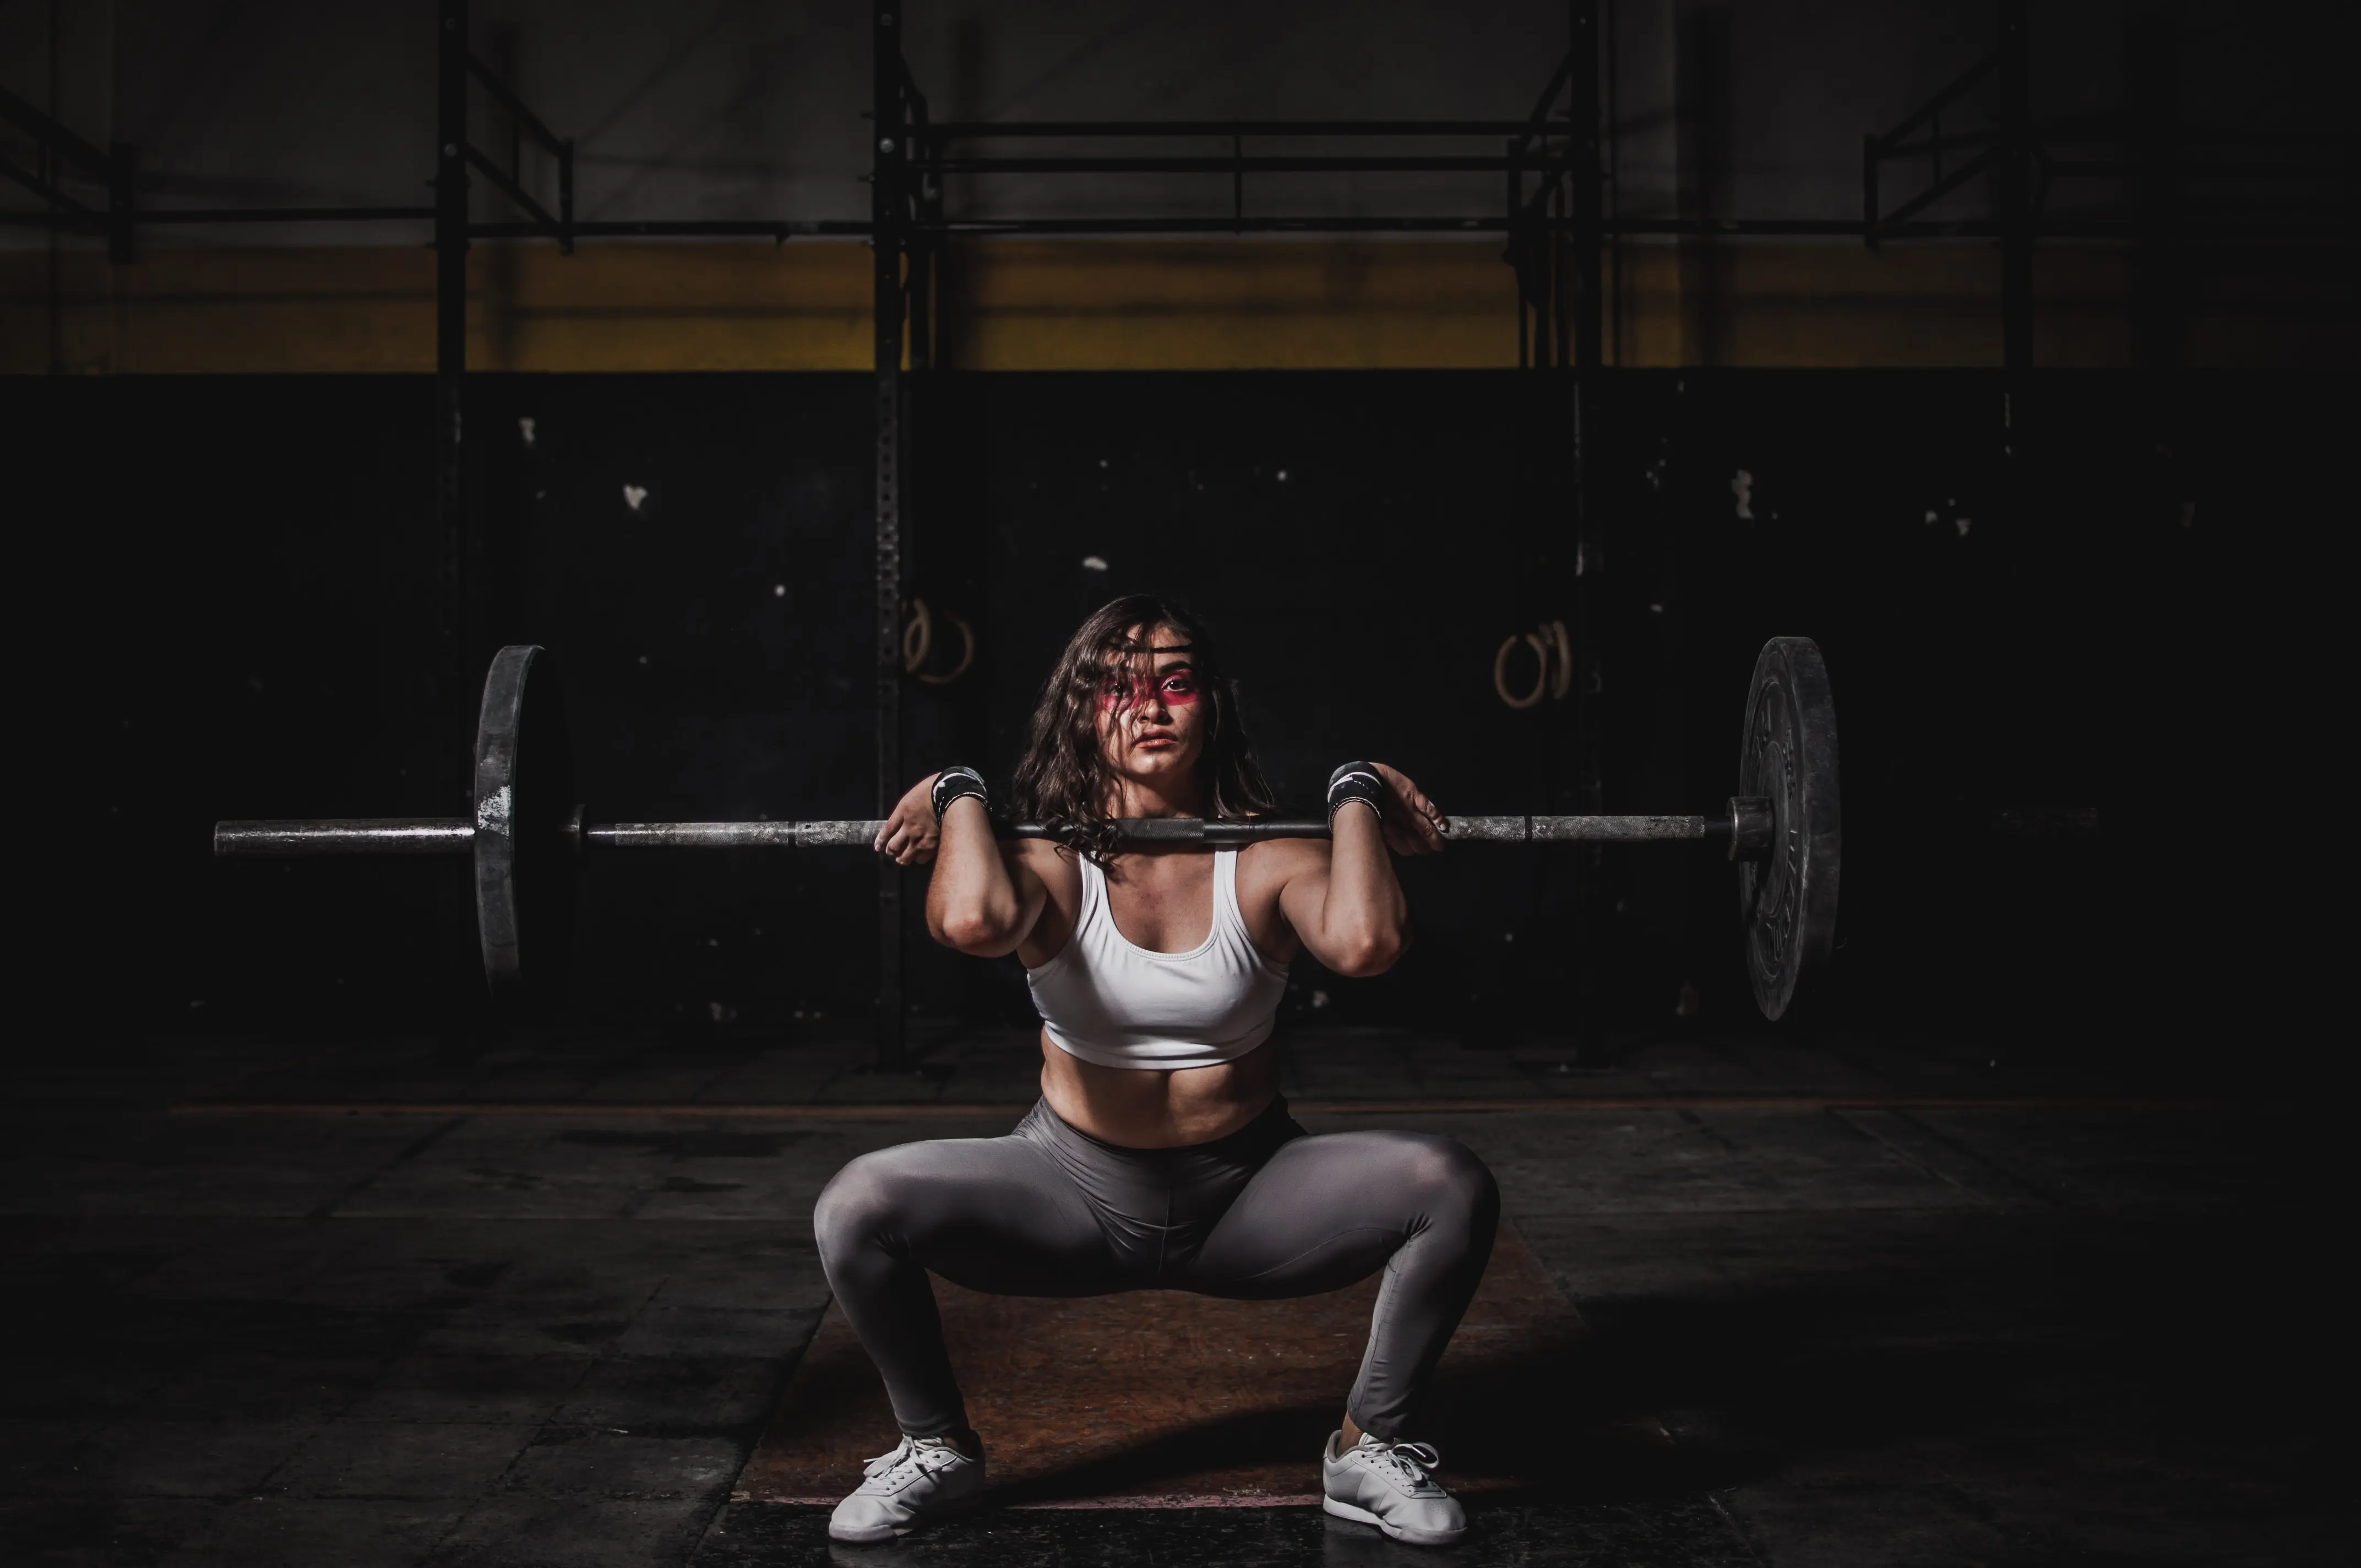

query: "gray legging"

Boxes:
[813, 1097, 1499, 1441]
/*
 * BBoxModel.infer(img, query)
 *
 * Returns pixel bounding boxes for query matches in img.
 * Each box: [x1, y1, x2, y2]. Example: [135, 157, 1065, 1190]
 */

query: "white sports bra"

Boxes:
[1026, 848, 1292, 1071]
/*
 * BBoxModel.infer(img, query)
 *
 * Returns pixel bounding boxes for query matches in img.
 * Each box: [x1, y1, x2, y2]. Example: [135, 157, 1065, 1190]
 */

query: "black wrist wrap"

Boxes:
[931, 766, 988, 822]
[1326, 761, 1385, 825]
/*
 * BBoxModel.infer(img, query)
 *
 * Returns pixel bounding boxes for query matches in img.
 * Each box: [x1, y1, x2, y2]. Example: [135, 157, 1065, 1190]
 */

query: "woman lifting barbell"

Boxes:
[813, 593, 1498, 1546]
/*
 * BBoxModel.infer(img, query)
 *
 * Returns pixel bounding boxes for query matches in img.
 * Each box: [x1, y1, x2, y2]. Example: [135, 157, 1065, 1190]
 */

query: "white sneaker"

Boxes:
[826, 1434, 986, 1543]
[1321, 1430, 1468, 1546]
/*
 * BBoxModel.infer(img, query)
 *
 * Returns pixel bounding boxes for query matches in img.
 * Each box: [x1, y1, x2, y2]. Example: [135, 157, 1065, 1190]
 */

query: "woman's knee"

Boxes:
[1388, 1133, 1500, 1228]
[813, 1150, 922, 1266]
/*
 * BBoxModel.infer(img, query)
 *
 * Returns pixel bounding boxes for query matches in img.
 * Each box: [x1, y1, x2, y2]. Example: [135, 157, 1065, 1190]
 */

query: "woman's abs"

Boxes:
[1037, 1029, 1281, 1148]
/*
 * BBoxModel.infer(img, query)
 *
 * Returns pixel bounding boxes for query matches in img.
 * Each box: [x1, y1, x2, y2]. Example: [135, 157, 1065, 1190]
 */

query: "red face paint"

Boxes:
[1098, 666, 1200, 713]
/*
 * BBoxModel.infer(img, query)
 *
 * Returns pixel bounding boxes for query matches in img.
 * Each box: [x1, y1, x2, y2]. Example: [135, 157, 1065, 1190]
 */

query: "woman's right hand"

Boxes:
[874, 773, 944, 865]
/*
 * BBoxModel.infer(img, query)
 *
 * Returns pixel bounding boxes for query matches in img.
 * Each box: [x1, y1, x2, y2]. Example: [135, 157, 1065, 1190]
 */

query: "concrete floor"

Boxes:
[2, 1027, 2342, 1565]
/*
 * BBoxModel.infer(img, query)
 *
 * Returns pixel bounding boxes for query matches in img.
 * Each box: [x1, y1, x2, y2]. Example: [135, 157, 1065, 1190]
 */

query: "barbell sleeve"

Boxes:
[585, 821, 883, 850]
[213, 818, 476, 856]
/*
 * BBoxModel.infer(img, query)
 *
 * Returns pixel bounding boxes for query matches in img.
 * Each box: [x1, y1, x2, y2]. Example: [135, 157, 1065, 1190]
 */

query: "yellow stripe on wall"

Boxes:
[935, 239, 1520, 369]
[1, 242, 873, 375]
[3, 236, 2347, 374]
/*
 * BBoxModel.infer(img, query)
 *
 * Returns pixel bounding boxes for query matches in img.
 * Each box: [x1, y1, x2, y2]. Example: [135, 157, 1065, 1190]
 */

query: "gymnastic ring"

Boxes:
[1546, 619, 1573, 701]
[901, 598, 932, 675]
[916, 609, 976, 687]
[1493, 633, 1549, 710]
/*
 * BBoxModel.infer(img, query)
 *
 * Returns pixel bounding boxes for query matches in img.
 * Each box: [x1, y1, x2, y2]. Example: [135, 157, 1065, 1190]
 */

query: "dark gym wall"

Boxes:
[22, 368, 2331, 1057]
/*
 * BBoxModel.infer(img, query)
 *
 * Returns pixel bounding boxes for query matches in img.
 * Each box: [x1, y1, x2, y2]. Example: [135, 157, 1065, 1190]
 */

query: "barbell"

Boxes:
[214, 636, 1842, 1021]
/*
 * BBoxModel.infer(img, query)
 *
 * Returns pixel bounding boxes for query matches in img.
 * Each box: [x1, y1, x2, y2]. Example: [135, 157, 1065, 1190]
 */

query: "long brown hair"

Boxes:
[1010, 595, 1277, 863]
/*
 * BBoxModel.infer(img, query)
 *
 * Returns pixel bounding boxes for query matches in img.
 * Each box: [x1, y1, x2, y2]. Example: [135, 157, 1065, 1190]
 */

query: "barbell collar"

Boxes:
[1726, 796, 1774, 860]
[213, 819, 476, 856]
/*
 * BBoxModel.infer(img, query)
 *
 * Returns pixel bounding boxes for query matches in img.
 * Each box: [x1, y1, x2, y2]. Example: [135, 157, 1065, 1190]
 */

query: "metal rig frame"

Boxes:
[6, 0, 2348, 1065]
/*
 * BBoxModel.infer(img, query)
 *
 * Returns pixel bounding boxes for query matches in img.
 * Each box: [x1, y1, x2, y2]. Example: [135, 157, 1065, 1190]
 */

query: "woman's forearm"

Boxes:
[1314, 805, 1411, 976]
[924, 797, 1027, 955]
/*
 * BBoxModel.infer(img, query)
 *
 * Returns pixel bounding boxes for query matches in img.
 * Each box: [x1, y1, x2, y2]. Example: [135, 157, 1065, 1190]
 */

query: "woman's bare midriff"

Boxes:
[1037, 1030, 1282, 1148]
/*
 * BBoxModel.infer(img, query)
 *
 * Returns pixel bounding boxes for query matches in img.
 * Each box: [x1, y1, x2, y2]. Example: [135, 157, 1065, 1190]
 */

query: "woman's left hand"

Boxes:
[873, 772, 944, 865]
[1370, 763, 1446, 856]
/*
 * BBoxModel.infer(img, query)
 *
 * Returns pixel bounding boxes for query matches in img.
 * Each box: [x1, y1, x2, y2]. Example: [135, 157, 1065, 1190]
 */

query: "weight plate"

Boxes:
[1736, 636, 1841, 1021]
[474, 645, 576, 1008]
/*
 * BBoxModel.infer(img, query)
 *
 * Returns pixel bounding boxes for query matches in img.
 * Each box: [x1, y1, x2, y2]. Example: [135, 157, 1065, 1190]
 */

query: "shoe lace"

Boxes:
[861, 1436, 957, 1487]
[1358, 1437, 1443, 1488]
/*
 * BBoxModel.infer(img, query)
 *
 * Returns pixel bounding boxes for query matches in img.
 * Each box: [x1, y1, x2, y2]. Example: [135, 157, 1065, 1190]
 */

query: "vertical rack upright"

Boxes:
[872, 0, 911, 1070]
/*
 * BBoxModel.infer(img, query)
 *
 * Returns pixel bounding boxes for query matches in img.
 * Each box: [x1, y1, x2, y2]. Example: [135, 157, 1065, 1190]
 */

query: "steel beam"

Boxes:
[1996, 0, 2034, 373]
[872, 0, 909, 1071]
[435, 0, 471, 807]
[1569, 0, 1604, 372]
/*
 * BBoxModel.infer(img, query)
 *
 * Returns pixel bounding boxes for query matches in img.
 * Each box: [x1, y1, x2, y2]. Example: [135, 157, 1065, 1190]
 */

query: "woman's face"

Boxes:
[1092, 623, 1207, 795]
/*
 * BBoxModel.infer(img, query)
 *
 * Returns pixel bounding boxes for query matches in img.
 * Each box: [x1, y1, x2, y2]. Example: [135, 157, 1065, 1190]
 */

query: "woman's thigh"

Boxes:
[814, 1132, 1130, 1298]
[1179, 1129, 1495, 1299]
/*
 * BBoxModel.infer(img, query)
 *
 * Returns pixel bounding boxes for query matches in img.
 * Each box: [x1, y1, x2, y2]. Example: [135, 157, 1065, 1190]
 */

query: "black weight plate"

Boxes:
[1736, 636, 1841, 1021]
[473, 645, 576, 1009]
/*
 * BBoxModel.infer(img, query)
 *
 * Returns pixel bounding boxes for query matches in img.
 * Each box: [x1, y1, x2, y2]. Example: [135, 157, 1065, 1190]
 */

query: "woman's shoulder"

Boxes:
[1236, 834, 1327, 885]
[1009, 835, 1084, 886]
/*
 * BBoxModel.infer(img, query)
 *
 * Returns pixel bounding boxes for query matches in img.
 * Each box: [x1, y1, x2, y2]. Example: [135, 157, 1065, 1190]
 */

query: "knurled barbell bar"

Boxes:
[214, 636, 1842, 1021]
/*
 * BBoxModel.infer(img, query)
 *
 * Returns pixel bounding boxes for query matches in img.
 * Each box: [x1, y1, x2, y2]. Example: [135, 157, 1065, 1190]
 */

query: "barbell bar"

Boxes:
[214, 810, 1768, 854]
[213, 637, 1842, 1021]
